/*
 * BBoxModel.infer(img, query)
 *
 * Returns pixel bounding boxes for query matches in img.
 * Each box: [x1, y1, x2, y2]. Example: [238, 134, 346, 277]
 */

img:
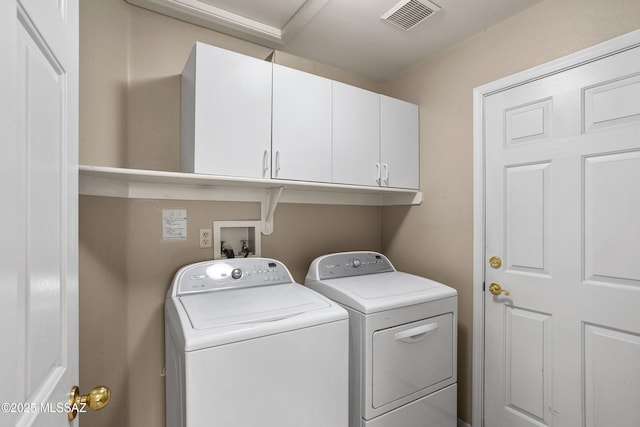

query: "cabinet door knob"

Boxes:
[375, 162, 381, 184]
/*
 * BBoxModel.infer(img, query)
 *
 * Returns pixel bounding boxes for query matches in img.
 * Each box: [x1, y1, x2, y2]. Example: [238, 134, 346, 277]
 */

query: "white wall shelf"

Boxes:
[79, 165, 422, 234]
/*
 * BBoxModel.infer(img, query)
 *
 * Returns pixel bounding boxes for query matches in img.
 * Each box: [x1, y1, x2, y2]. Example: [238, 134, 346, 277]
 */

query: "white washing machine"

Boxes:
[305, 251, 458, 427]
[165, 258, 349, 427]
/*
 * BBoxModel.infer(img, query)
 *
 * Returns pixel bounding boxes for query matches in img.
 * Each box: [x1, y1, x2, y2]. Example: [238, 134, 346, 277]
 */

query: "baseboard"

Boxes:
[458, 419, 471, 427]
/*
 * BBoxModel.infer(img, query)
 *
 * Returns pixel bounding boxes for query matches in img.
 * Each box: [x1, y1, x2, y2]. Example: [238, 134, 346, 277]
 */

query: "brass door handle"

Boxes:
[68, 385, 111, 421]
[489, 256, 502, 268]
[489, 283, 510, 296]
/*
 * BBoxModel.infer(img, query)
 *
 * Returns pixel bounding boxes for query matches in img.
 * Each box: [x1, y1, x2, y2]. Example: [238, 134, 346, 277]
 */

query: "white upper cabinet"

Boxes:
[272, 64, 332, 182]
[181, 42, 419, 190]
[332, 81, 380, 186]
[181, 42, 272, 179]
[333, 84, 419, 190]
[380, 95, 419, 189]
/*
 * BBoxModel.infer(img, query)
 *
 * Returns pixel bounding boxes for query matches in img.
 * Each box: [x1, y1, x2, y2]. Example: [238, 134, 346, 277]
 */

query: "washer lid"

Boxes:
[306, 271, 457, 314]
[180, 283, 330, 330]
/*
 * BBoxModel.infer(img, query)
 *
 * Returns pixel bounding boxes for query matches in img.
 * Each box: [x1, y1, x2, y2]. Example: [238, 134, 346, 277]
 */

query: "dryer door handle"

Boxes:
[394, 322, 439, 343]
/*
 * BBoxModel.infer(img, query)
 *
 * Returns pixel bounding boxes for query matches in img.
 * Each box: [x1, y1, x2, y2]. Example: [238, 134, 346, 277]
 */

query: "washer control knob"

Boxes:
[352, 258, 362, 268]
[231, 268, 242, 279]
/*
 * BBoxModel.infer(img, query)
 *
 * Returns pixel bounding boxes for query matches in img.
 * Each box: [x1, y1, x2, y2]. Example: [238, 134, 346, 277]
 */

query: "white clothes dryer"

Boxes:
[165, 258, 349, 427]
[305, 251, 458, 427]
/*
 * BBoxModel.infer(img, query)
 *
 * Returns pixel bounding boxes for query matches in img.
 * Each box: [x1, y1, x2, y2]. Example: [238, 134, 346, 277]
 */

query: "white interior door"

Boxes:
[483, 42, 640, 426]
[1, 0, 79, 426]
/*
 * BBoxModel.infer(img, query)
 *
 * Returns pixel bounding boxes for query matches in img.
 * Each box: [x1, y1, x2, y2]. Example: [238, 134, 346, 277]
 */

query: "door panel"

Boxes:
[583, 324, 640, 427]
[20, 19, 65, 396]
[504, 307, 551, 424]
[583, 74, 640, 131]
[505, 98, 552, 145]
[583, 151, 640, 286]
[484, 44, 640, 427]
[505, 162, 550, 275]
[8, 1, 79, 426]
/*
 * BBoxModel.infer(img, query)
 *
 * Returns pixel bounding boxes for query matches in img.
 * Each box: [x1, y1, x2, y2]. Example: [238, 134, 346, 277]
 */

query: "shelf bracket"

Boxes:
[261, 186, 284, 235]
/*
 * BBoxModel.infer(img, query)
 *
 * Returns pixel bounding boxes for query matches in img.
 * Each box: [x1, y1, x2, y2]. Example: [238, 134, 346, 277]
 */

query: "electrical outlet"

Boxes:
[199, 228, 212, 248]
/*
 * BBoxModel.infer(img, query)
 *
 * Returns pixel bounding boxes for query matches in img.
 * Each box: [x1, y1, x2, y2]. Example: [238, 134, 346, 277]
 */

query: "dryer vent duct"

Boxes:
[381, 0, 441, 31]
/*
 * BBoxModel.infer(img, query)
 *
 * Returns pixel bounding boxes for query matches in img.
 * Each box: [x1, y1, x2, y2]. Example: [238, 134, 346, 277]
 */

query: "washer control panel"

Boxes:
[174, 258, 294, 295]
[314, 252, 395, 280]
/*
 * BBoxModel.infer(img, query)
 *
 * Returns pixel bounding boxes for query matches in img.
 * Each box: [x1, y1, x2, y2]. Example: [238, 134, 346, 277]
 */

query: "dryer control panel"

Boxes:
[172, 258, 294, 296]
[311, 252, 395, 280]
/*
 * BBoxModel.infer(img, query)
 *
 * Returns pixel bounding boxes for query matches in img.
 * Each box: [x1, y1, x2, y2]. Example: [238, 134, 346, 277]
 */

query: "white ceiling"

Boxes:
[129, 0, 543, 81]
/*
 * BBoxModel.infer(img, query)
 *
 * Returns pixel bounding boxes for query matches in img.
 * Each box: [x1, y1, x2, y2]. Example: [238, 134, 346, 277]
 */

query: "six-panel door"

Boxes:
[483, 45, 640, 427]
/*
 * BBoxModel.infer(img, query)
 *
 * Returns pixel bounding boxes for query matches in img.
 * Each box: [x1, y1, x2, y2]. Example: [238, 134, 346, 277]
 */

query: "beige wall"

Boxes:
[80, 1, 381, 171]
[79, 0, 640, 425]
[79, 197, 381, 426]
[78, 1, 383, 426]
[381, 0, 640, 422]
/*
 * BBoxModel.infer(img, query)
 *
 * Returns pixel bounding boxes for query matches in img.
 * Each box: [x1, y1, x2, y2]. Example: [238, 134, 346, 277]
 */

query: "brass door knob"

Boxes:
[489, 283, 510, 296]
[489, 256, 502, 268]
[68, 385, 111, 421]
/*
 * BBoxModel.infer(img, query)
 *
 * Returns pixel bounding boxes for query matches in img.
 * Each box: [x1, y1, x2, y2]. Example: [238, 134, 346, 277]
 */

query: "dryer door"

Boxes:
[372, 313, 454, 408]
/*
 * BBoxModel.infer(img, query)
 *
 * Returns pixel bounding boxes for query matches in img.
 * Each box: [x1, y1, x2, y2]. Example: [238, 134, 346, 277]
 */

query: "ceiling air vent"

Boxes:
[381, 0, 441, 31]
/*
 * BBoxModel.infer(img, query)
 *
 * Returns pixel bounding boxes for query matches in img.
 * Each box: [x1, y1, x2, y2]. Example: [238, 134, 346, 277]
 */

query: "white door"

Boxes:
[483, 43, 640, 426]
[272, 64, 332, 183]
[1, 0, 80, 426]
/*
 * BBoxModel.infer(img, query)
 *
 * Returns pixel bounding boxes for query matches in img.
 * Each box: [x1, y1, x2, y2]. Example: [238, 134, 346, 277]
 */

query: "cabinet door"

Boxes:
[380, 95, 419, 189]
[332, 81, 380, 186]
[182, 42, 272, 178]
[272, 64, 332, 182]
